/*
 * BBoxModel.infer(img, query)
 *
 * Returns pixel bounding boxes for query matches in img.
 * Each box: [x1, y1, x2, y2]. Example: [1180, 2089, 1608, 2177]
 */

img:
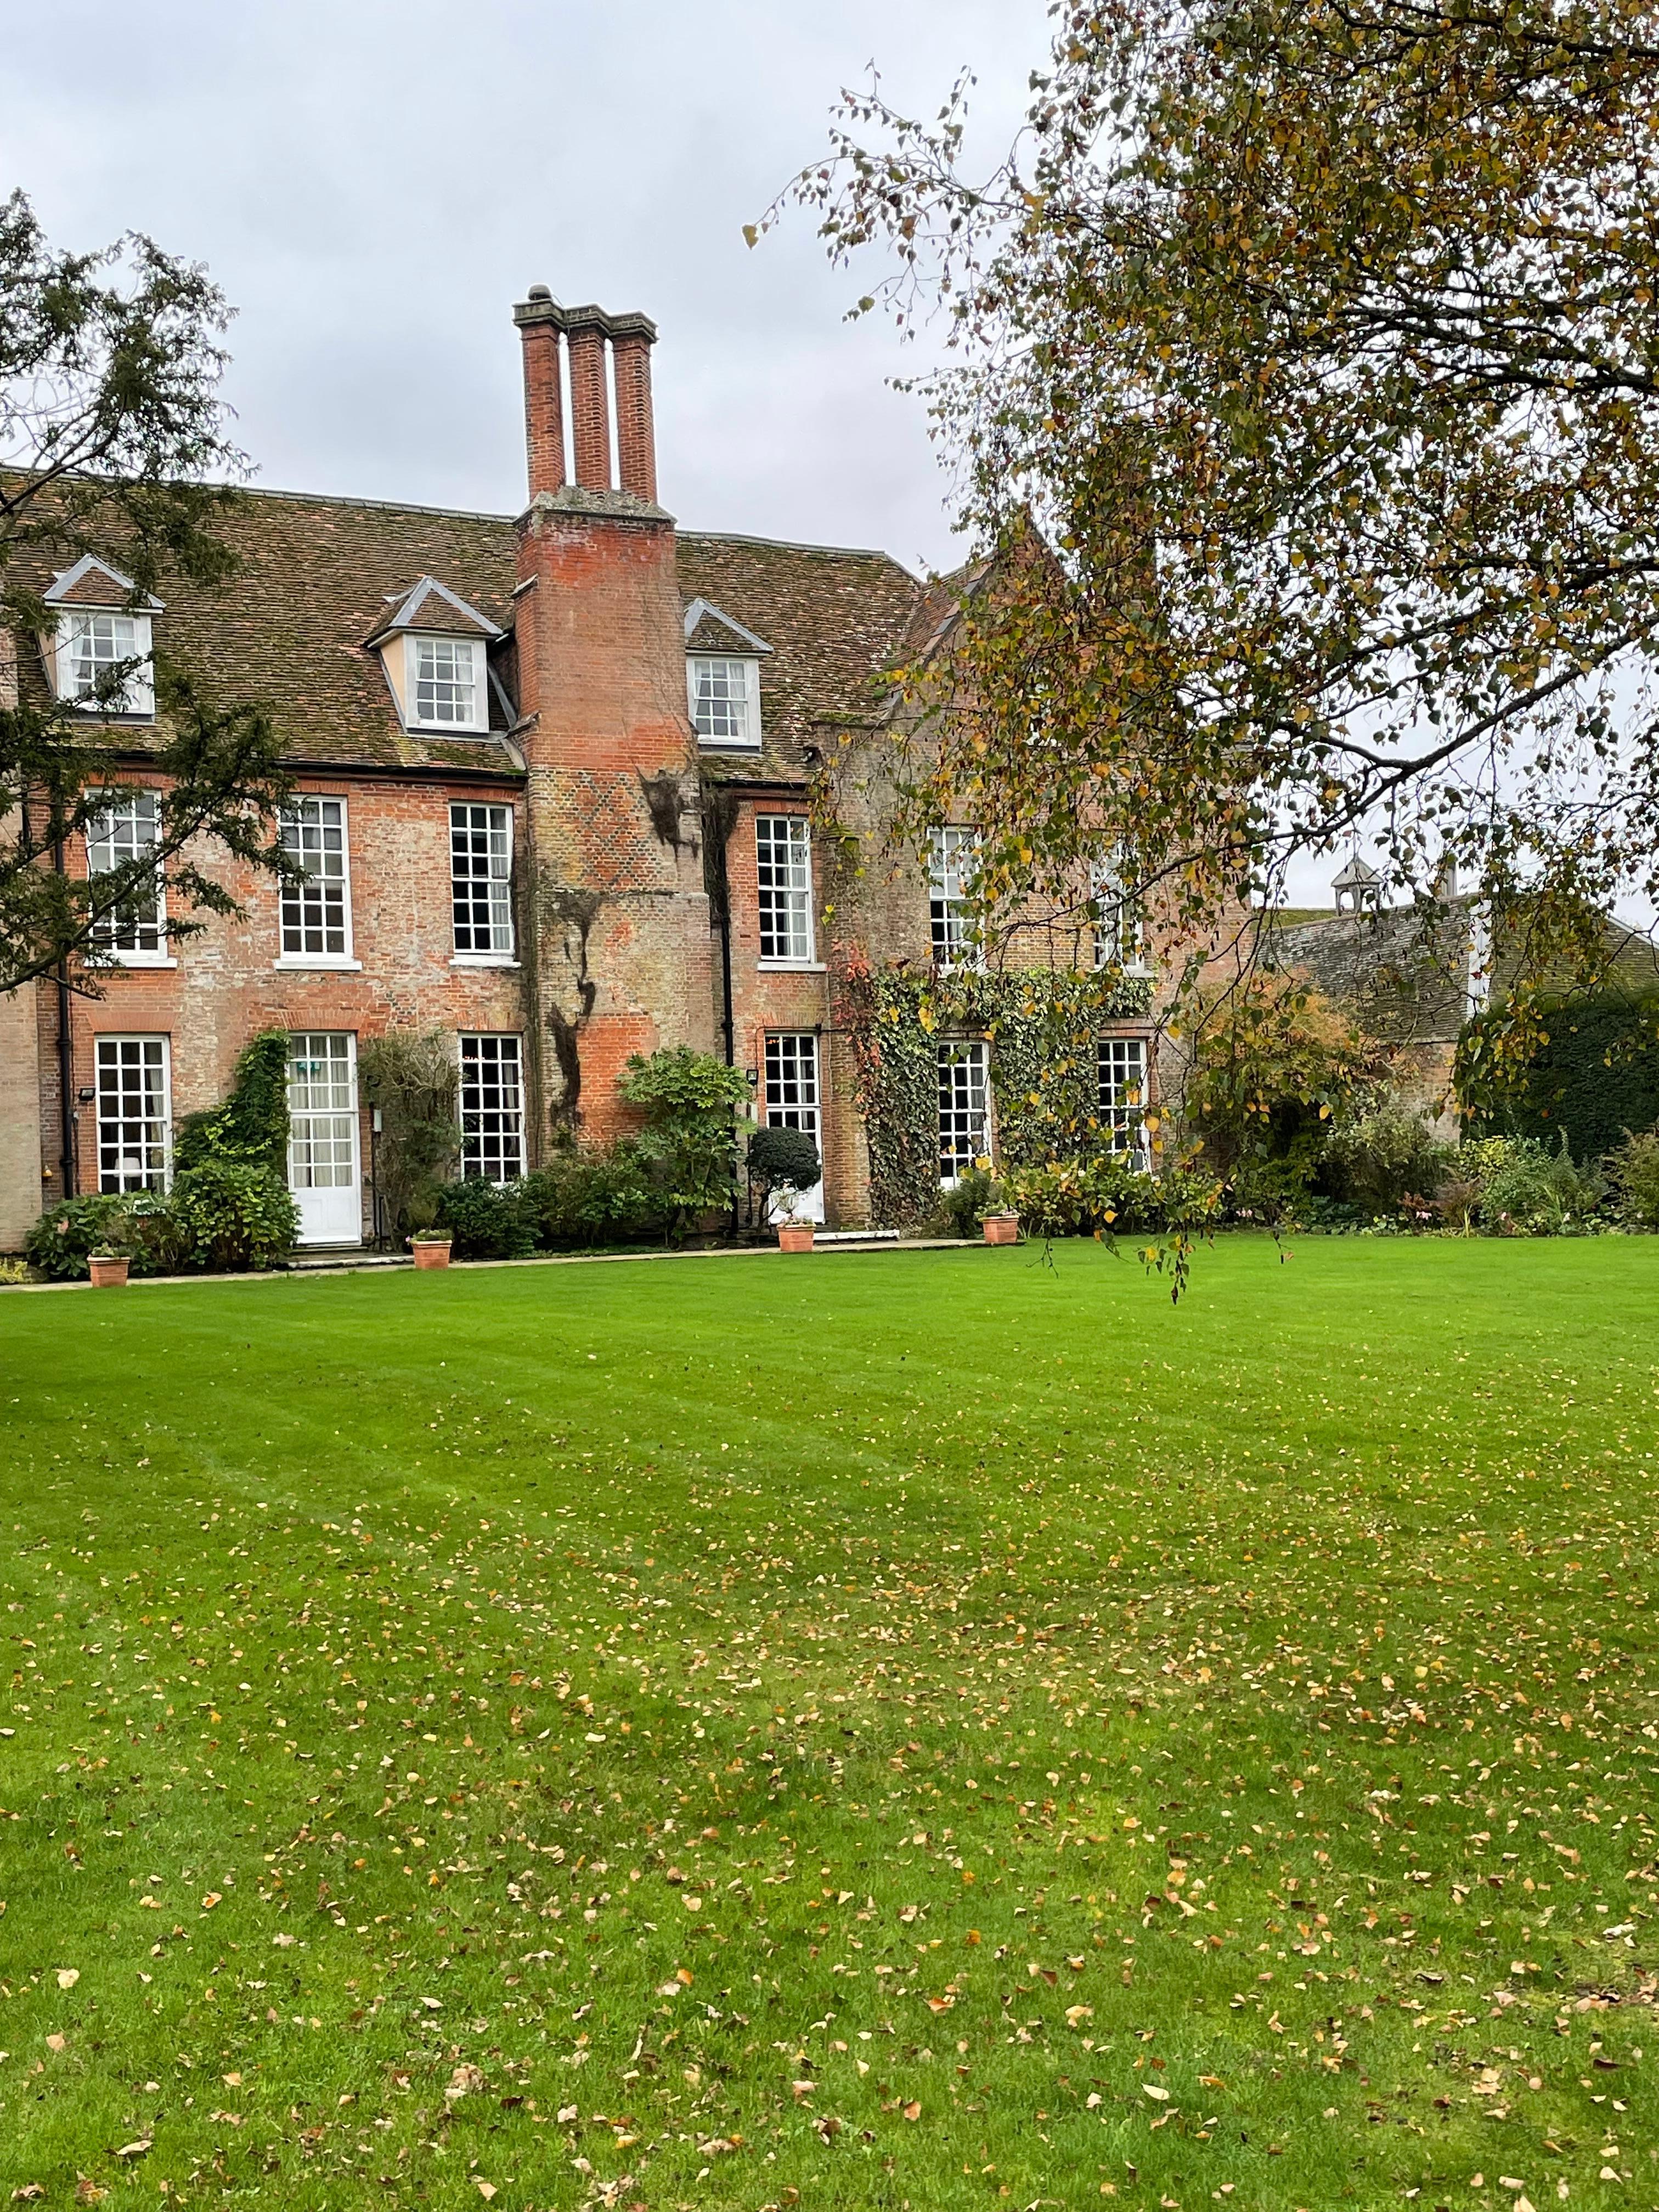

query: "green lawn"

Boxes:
[2, 1238, 1657, 2212]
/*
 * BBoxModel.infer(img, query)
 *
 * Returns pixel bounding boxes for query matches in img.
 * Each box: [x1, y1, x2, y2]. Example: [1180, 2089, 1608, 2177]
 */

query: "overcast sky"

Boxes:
[5, 0, 1053, 577]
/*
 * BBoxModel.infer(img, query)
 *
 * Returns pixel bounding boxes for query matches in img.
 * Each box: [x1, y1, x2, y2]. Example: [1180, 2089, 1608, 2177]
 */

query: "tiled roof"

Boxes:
[1261, 900, 1659, 1043]
[10, 484, 932, 781]
[11, 485, 523, 774]
[676, 531, 922, 785]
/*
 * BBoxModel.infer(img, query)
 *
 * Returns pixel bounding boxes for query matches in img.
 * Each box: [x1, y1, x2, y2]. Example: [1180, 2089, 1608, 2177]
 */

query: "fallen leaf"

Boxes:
[448, 2064, 486, 2098]
[901, 2100, 922, 2121]
[419, 1996, 443, 2011]
[114, 2141, 151, 2160]
[272, 1933, 296, 1948]
[44, 2035, 65, 2055]
[1142, 2083, 1170, 2102]
[55, 1970, 79, 1991]
[201, 1893, 221, 1911]
[475, 2186, 497, 2203]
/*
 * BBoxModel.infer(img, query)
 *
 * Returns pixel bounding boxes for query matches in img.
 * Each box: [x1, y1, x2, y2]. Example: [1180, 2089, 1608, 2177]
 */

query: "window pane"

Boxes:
[414, 637, 478, 727]
[938, 1040, 990, 1184]
[86, 792, 165, 954]
[755, 814, 812, 961]
[929, 826, 979, 966]
[279, 798, 349, 956]
[461, 1034, 524, 1183]
[450, 803, 514, 955]
[69, 613, 138, 702]
[763, 1032, 820, 1132]
[286, 1034, 356, 1188]
[1097, 1036, 1149, 1158]
[690, 657, 756, 745]
[95, 1035, 170, 1192]
[1091, 860, 1143, 968]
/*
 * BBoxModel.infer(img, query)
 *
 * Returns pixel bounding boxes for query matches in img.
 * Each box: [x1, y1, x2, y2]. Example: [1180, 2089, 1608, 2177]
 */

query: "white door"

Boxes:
[763, 1032, 825, 1223]
[287, 1032, 362, 1245]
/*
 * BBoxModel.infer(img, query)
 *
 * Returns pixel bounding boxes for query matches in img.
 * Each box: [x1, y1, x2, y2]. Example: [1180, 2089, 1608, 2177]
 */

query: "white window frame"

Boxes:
[57, 610, 155, 719]
[95, 1034, 172, 1193]
[85, 790, 171, 965]
[276, 795, 359, 969]
[755, 814, 815, 965]
[407, 633, 487, 733]
[929, 826, 982, 970]
[1098, 1034, 1151, 1164]
[1090, 859, 1147, 972]
[762, 1031, 824, 1223]
[460, 1034, 526, 1184]
[688, 656, 761, 750]
[938, 1039, 991, 1187]
[450, 803, 516, 962]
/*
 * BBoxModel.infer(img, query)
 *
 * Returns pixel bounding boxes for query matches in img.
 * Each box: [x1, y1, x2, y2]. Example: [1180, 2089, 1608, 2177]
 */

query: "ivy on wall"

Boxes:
[837, 949, 1154, 1224]
[1459, 990, 1659, 1160]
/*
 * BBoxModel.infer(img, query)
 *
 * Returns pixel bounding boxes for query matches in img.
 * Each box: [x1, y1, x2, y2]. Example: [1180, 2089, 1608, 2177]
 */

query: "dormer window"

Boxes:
[43, 555, 161, 720]
[682, 599, 772, 752]
[366, 576, 504, 737]
[414, 636, 479, 730]
[689, 656, 760, 748]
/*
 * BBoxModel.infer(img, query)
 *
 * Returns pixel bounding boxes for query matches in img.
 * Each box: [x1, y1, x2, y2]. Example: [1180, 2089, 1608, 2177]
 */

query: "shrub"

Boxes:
[618, 1047, 754, 1234]
[26, 1193, 160, 1280]
[1324, 1099, 1452, 1218]
[518, 1142, 662, 1249]
[1479, 1133, 1606, 1235]
[747, 1124, 823, 1219]
[1000, 1146, 1166, 1239]
[0, 1256, 30, 1285]
[937, 1165, 1001, 1240]
[173, 1030, 290, 1177]
[433, 1177, 539, 1260]
[1184, 977, 1381, 1216]
[359, 1030, 461, 1239]
[1605, 1127, 1659, 1228]
[166, 1163, 298, 1271]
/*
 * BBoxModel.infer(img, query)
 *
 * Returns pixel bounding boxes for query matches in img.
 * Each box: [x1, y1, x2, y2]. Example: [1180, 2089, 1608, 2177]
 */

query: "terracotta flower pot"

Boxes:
[777, 1223, 815, 1254]
[983, 1212, 1020, 1246]
[89, 1255, 130, 1288]
[411, 1240, 452, 1271]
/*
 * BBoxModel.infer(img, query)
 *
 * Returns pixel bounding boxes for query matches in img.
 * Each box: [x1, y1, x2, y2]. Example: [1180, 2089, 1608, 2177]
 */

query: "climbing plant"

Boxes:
[172, 1029, 290, 1178]
[836, 947, 1152, 1225]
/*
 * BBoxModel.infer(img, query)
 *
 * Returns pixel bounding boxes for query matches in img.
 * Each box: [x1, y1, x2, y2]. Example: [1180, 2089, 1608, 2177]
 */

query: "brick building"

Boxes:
[0, 289, 1157, 1250]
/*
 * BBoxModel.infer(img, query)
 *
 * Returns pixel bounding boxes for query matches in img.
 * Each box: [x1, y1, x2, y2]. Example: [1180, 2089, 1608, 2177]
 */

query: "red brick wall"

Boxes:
[515, 493, 716, 1144]
[52, 770, 531, 1226]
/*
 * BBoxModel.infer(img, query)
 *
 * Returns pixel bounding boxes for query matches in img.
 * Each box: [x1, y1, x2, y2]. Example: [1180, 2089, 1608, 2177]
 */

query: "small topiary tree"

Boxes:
[747, 1123, 822, 1222]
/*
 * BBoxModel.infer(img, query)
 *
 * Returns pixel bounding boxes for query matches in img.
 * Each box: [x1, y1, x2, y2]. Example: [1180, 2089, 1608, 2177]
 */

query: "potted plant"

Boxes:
[748, 1124, 822, 1253]
[87, 1244, 130, 1288]
[982, 1207, 1021, 1246]
[410, 1231, 453, 1271]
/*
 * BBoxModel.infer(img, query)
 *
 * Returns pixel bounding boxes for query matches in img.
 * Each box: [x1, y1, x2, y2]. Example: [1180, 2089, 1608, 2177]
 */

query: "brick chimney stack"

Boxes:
[512, 289, 660, 505]
[516, 286, 566, 498]
[507, 285, 711, 1144]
